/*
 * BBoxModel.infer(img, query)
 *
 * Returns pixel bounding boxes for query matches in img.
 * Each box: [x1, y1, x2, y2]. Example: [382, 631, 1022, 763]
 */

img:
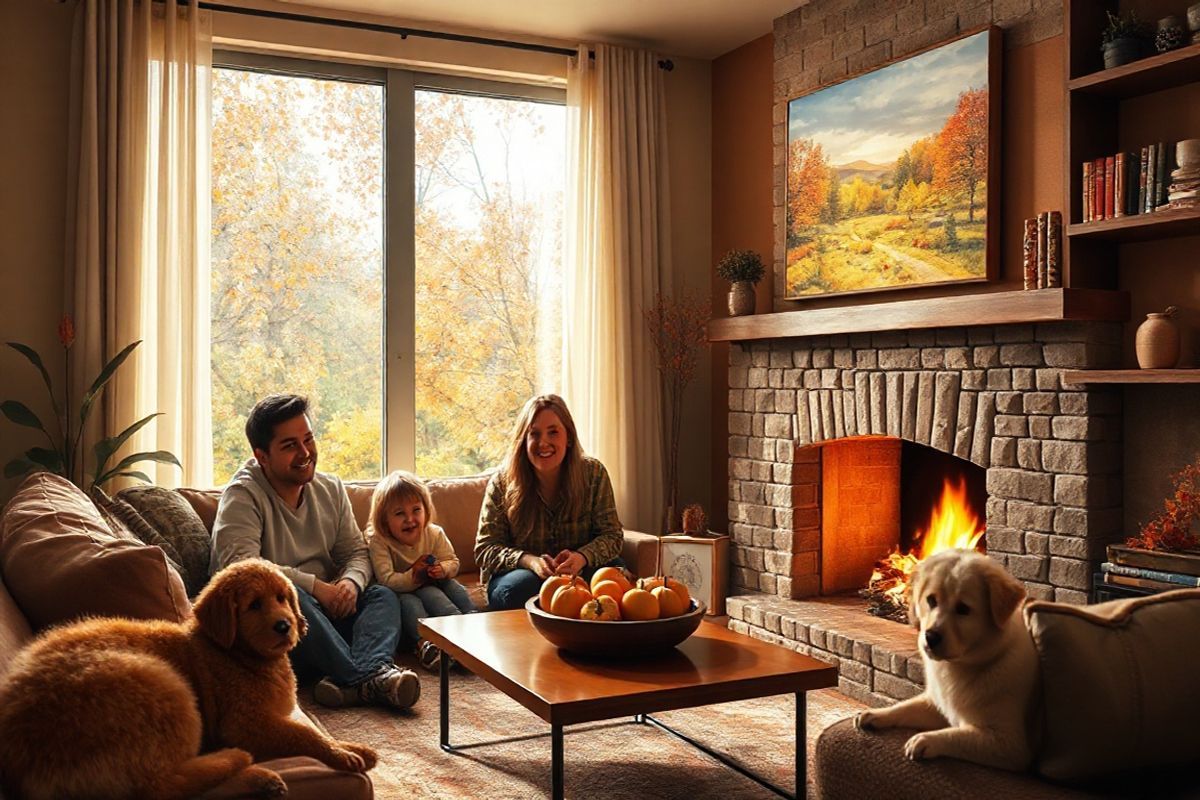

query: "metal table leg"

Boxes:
[439, 650, 451, 752]
[551, 723, 564, 800]
[796, 691, 806, 799]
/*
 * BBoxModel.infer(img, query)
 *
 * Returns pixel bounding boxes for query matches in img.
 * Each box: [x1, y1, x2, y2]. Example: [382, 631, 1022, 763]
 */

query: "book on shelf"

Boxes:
[1154, 142, 1167, 211]
[1103, 573, 1185, 593]
[1146, 143, 1158, 213]
[1103, 156, 1114, 219]
[1100, 561, 1200, 587]
[1107, 544, 1200, 577]
[1022, 217, 1037, 289]
[1046, 211, 1061, 288]
[1095, 157, 1106, 220]
[1113, 153, 1125, 218]
[1138, 146, 1149, 215]
[1035, 213, 1047, 287]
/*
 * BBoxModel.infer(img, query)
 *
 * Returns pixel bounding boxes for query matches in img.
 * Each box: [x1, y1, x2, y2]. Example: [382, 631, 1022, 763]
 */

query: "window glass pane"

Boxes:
[211, 68, 383, 483]
[414, 91, 565, 477]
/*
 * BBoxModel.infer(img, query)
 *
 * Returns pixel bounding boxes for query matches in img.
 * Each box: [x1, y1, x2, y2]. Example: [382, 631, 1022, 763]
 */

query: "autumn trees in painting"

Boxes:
[211, 69, 563, 483]
[785, 30, 995, 298]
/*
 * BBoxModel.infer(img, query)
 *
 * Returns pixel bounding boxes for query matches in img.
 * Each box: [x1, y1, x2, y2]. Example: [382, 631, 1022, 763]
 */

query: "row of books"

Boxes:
[1101, 544, 1200, 594]
[1081, 142, 1178, 223]
[1021, 211, 1061, 289]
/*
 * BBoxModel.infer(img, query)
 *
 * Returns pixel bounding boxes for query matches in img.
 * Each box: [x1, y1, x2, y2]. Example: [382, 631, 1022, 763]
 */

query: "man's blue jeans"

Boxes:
[291, 583, 402, 687]
[397, 579, 476, 649]
[486, 558, 628, 610]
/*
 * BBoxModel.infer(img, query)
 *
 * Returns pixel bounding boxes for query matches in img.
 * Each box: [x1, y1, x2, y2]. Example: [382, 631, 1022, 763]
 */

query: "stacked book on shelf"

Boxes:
[1081, 142, 1181, 222]
[1102, 545, 1200, 593]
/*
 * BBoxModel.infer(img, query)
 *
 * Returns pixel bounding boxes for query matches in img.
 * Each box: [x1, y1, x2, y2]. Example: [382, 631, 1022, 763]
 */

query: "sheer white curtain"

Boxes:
[564, 44, 673, 534]
[66, 0, 212, 488]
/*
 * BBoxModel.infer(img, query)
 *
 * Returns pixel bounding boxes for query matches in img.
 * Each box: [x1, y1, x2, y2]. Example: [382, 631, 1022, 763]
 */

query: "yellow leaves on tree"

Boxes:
[787, 137, 830, 239]
[838, 176, 888, 216]
[897, 180, 933, 220]
[933, 88, 989, 222]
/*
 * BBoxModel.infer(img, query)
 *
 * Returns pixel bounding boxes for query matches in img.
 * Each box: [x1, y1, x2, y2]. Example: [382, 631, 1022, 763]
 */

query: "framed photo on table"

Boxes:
[659, 533, 730, 616]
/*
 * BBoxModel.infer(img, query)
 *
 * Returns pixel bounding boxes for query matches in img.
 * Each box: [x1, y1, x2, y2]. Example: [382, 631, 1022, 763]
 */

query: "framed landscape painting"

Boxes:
[785, 28, 1000, 299]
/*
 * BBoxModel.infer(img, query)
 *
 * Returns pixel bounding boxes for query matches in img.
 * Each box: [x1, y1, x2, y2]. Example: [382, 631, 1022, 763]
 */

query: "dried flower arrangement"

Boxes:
[1125, 457, 1200, 553]
[681, 503, 707, 535]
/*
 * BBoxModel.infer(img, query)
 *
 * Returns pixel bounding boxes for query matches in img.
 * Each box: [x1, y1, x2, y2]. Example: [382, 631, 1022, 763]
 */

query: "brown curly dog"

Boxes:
[0, 558, 376, 799]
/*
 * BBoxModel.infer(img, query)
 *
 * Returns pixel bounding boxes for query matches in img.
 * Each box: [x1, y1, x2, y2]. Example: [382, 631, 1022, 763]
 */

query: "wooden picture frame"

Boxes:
[659, 533, 730, 616]
[784, 26, 1002, 299]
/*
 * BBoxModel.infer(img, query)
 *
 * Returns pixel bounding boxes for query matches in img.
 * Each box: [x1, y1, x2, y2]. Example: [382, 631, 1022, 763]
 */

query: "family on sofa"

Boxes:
[209, 390, 630, 714]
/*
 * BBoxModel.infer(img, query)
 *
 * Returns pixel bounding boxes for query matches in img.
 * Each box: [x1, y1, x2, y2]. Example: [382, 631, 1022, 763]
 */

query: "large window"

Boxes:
[210, 56, 564, 483]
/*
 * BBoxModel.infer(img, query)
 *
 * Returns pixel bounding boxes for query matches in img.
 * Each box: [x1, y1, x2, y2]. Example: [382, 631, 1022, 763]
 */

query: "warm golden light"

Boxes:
[867, 477, 986, 609]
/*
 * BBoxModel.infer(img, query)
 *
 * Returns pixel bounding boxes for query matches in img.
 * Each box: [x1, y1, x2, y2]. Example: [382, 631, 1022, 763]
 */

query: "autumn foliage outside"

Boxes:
[211, 70, 563, 483]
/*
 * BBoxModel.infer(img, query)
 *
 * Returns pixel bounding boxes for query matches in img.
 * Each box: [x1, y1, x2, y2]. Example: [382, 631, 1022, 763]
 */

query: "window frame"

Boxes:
[212, 49, 565, 476]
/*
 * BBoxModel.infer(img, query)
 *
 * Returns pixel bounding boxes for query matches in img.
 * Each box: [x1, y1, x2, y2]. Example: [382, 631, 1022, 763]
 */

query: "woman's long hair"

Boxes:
[501, 394, 587, 534]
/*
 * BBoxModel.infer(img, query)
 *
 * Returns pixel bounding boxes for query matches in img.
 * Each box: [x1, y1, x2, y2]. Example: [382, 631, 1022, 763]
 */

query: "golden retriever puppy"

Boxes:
[854, 549, 1038, 771]
[0, 559, 376, 799]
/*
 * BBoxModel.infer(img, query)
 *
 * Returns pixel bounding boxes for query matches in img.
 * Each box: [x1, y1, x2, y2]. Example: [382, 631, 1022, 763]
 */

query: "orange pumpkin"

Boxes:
[620, 587, 660, 621]
[652, 585, 685, 618]
[538, 575, 572, 611]
[591, 579, 625, 606]
[663, 577, 691, 608]
[590, 566, 632, 595]
[549, 579, 592, 619]
[638, 576, 665, 593]
[579, 595, 621, 621]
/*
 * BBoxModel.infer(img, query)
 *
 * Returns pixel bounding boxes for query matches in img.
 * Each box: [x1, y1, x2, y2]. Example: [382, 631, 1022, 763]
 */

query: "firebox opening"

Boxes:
[818, 437, 987, 605]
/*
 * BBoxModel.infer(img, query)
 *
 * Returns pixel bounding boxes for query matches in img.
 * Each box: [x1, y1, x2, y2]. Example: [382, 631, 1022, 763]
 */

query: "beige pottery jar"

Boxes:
[1135, 306, 1181, 369]
[727, 281, 755, 316]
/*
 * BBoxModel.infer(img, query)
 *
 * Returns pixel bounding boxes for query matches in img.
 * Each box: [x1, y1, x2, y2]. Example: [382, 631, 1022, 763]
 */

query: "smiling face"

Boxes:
[525, 408, 569, 479]
[254, 414, 317, 490]
[384, 493, 427, 547]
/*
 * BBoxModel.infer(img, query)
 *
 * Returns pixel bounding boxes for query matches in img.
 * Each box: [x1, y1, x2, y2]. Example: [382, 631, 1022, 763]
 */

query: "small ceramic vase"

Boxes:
[1135, 306, 1181, 369]
[1156, 15, 1185, 52]
[727, 281, 755, 316]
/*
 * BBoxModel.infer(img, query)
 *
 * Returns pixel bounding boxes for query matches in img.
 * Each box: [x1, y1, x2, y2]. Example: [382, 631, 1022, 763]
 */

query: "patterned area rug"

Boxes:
[300, 654, 865, 800]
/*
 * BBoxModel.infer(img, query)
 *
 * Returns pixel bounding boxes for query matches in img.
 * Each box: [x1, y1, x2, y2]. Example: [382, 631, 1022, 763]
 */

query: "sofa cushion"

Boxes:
[1026, 588, 1200, 783]
[91, 487, 187, 574]
[116, 484, 213, 597]
[0, 574, 33, 677]
[0, 472, 189, 630]
[427, 473, 489, 573]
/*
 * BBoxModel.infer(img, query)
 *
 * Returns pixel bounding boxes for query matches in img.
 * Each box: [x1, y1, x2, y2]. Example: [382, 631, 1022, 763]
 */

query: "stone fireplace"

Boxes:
[724, 321, 1125, 705]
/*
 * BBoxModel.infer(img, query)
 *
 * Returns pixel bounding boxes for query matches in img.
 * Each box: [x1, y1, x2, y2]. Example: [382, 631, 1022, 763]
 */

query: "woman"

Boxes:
[474, 394, 625, 610]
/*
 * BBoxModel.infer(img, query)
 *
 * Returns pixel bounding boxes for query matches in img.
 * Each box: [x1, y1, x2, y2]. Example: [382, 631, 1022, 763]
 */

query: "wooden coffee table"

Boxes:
[419, 610, 837, 799]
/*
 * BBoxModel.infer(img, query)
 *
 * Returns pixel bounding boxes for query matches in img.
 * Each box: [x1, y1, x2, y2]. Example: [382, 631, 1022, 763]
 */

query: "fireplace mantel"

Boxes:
[707, 288, 1129, 342]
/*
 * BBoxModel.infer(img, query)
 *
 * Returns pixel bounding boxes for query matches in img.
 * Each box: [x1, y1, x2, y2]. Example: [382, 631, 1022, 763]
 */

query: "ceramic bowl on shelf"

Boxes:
[525, 596, 705, 657]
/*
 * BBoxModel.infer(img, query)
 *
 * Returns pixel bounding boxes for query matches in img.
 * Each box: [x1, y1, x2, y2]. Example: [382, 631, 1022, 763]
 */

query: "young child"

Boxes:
[368, 471, 475, 671]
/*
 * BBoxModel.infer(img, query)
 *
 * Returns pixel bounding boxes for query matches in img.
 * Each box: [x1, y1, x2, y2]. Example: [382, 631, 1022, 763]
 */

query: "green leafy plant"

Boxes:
[716, 249, 766, 284]
[1100, 9, 1150, 45]
[2, 315, 181, 489]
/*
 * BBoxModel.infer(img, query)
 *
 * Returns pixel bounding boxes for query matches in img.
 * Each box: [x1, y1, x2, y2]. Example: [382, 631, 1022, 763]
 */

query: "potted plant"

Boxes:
[1100, 9, 1150, 69]
[716, 249, 765, 317]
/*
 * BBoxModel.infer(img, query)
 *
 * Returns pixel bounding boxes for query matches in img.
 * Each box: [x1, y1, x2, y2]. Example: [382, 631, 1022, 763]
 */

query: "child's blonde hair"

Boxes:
[369, 470, 436, 539]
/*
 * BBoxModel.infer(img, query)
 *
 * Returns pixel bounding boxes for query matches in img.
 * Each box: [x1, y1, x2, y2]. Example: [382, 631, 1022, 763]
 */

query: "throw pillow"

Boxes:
[116, 485, 213, 597]
[1026, 588, 1200, 782]
[0, 472, 190, 629]
[91, 486, 187, 576]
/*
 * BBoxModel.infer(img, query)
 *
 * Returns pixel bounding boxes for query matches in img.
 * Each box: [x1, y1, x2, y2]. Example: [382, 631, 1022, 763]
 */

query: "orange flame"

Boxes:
[868, 477, 985, 608]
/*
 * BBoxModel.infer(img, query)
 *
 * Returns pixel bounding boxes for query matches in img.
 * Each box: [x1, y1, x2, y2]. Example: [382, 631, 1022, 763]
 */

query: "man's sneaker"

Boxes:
[358, 665, 421, 710]
[313, 676, 360, 708]
[416, 639, 457, 673]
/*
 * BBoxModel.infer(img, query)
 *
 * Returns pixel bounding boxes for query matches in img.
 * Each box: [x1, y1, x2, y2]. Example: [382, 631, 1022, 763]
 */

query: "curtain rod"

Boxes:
[195, 2, 675, 71]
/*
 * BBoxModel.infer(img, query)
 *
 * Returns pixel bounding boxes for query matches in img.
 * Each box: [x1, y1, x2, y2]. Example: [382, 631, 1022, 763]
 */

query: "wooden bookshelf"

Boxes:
[1067, 41, 1200, 98]
[1062, 369, 1200, 386]
[708, 288, 1129, 342]
[1068, 206, 1200, 242]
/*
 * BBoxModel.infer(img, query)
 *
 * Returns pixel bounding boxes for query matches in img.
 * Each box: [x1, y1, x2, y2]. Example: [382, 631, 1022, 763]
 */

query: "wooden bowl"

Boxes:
[524, 596, 706, 658]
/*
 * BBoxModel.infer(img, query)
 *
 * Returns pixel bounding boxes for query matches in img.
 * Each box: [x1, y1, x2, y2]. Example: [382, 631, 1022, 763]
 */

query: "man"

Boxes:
[211, 394, 418, 710]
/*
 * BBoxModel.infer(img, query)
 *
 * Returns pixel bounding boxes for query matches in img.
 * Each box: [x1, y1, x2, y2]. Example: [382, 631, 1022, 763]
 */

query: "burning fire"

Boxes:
[865, 477, 986, 617]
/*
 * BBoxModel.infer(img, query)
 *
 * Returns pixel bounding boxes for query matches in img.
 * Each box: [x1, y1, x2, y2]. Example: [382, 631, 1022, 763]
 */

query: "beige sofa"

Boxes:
[0, 471, 659, 798]
[814, 589, 1200, 800]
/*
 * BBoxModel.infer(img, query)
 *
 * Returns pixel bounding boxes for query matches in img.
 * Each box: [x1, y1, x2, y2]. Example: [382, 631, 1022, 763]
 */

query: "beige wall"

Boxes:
[0, 4, 713, 518]
[0, 2, 75, 504]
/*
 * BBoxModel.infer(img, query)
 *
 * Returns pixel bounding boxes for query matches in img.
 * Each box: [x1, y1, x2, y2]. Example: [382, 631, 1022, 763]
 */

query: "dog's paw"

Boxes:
[340, 741, 378, 771]
[325, 745, 370, 773]
[904, 732, 938, 761]
[241, 765, 287, 797]
[854, 711, 878, 731]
